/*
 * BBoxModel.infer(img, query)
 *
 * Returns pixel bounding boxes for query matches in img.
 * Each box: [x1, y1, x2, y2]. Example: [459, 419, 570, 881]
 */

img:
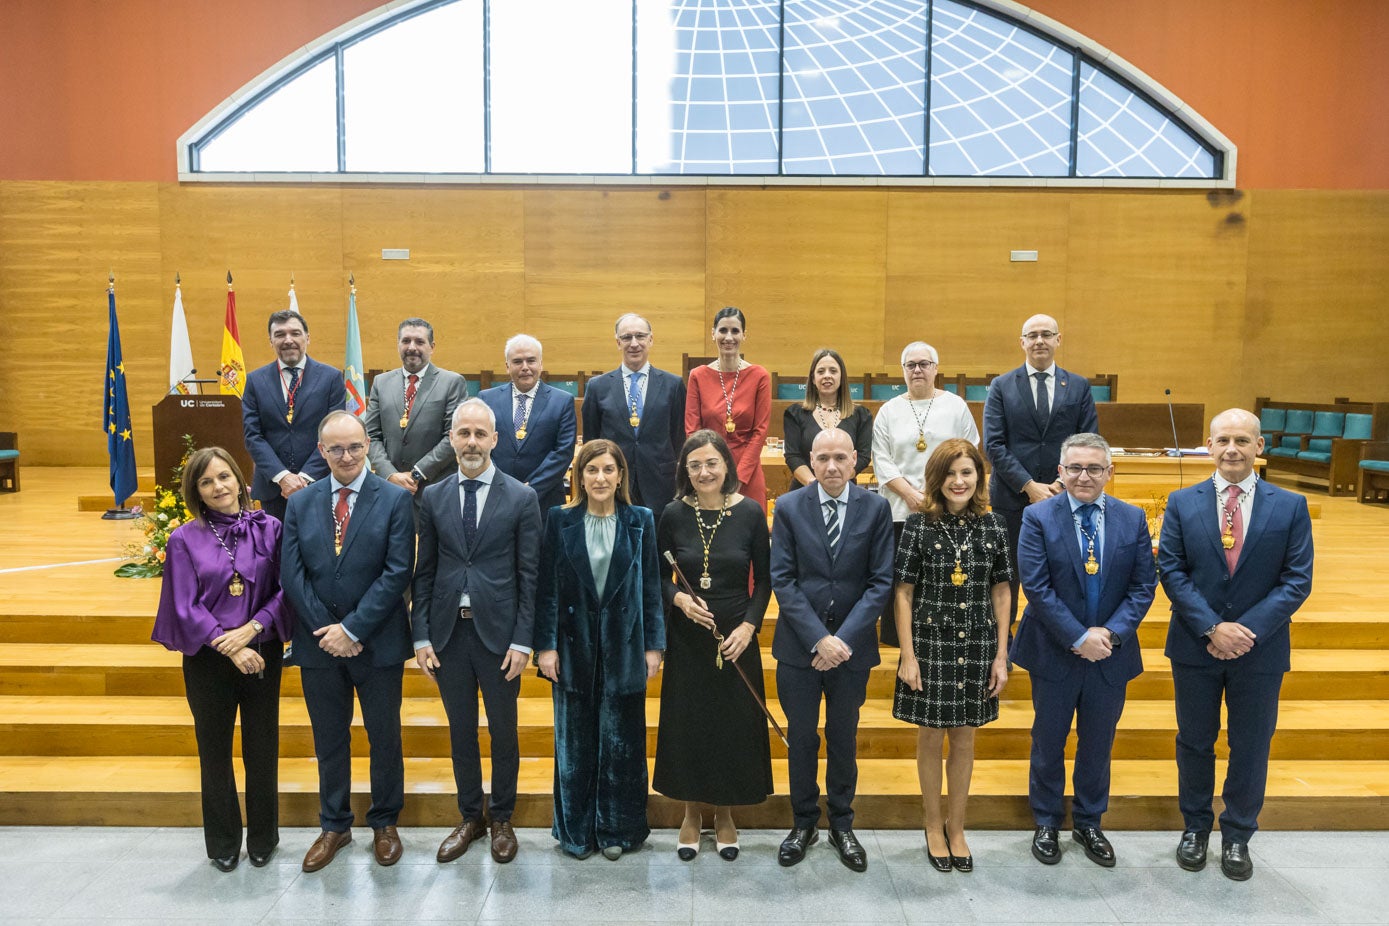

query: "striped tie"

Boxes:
[824, 498, 840, 553]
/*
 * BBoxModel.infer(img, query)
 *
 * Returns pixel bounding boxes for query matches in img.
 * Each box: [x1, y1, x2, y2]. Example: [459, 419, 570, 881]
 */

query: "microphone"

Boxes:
[1165, 388, 1184, 488]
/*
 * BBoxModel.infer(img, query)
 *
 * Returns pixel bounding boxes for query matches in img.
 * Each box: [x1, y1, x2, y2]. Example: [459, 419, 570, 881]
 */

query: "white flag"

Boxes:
[169, 285, 195, 394]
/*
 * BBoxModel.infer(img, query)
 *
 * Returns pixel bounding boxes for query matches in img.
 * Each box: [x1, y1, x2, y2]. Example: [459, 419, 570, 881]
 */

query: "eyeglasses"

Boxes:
[902, 360, 937, 372]
[1062, 464, 1108, 477]
[1022, 330, 1058, 342]
[616, 333, 651, 343]
[686, 460, 723, 473]
[324, 443, 367, 459]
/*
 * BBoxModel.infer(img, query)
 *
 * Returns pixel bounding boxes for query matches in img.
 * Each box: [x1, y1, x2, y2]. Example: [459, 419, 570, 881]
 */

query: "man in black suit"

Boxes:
[363, 317, 468, 500]
[241, 309, 345, 520]
[581, 313, 686, 518]
[281, 411, 416, 872]
[984, 313, 1099, 622]
[412, 398, 542, 864]
[770, 429, 895, 872]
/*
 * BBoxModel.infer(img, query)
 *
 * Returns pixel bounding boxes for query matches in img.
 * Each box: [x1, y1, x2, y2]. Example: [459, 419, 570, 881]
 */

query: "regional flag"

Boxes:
[168, 281, 195, 394]
[344, 286, 366, 416]
[104, 286, 138, 506]
[219, 282, 246, 396]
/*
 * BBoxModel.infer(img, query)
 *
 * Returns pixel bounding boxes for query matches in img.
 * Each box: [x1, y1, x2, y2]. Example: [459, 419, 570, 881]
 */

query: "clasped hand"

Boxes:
[1206, 622, 1257, 660]
[314, 623, 362, 658]
[1071, 628, 1113, 662]
[211, 622, 258, 657]
[813, 635, 852, 671]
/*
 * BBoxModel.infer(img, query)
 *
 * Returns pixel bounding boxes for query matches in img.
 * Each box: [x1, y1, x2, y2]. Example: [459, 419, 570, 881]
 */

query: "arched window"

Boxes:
[181, 0, 1232, 185]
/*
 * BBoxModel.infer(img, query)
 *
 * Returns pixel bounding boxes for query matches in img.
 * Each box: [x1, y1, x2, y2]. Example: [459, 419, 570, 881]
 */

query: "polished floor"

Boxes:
[1, 825, 1383, 924]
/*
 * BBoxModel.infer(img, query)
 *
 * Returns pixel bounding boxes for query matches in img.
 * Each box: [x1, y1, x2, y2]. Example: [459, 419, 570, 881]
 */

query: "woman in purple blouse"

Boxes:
[152, 447, 292, 872]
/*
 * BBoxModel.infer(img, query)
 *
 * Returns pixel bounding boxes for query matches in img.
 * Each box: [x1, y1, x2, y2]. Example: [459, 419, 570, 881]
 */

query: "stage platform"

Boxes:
[1, 467, 1385, 829]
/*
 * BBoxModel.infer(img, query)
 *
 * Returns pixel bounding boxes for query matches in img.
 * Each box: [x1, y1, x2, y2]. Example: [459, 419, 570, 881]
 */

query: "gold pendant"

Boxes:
[1085, 555, 1099, 575]
[228, 573, 244, 597]
[1221, 533, 1235, 550]
[286, 409, 294, 423]
[916, 437, 927, 452]
[716, 651, 723, 670]
[951, 563, 967, 586]
[700, 573, 712, 590]
[629, 415, 640, 428]
[724, 417, 736, 433]
[399, 414, 409, 428]
[516, 428, 527, 441]
[334, 541, 342, 556]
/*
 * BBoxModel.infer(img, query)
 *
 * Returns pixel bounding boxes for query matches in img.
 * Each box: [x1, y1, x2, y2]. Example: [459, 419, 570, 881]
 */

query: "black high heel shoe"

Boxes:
[926, 828, 951, 873]
[947, 827, 973, 873]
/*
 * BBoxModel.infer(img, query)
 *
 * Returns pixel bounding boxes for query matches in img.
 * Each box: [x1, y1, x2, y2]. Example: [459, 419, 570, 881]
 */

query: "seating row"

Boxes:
[1255, 398, 1389, 499]
[0, 432, 18, 492]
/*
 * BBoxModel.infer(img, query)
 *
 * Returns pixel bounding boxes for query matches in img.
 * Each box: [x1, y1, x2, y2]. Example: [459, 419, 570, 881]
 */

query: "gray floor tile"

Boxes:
[691, 851, 905, 922]
[1251, 831, 1389, 870]
[261, 862, 441, 920]
[1084, 865, 1326, 923]
[50, 857, 296, 921]
[0, 858, 126, 920]
[478, 862, 693, 921]
[1276, 867, 1387, 924]
[894, 862, 1120, 924]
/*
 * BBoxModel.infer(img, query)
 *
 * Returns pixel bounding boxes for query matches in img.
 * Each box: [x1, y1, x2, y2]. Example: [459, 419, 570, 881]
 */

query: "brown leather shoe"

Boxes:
[302, 829, 352, 872]
[373, 826, 403, 866]
[490, 820, 518, 863]
[437, 818, 488, 863]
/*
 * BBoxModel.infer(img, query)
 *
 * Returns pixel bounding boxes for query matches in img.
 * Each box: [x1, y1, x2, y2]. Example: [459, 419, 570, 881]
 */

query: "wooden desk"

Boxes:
[1109, 453, 1267, 500]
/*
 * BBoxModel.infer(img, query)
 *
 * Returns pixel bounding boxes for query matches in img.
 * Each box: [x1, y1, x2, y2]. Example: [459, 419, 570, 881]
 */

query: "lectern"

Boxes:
[152, 394, 252, 487]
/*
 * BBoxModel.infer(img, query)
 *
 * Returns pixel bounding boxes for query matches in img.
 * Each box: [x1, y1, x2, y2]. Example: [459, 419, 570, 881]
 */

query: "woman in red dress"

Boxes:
[685, 307, 771, 511]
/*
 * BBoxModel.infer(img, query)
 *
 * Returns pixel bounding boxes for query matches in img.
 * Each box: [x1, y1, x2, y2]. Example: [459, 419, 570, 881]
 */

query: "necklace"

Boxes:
[813, 403, 841, 430]
[1073, 505, 1103, 575]
[692, 495, 730, 589]
[715, 365, 740, 434]
[514, 387, 532, 441]
[907, 393, 936, 453]
[207, 512, 245, 597]
[1215, 475, 1254, 550]
[940, 514, 973, 586]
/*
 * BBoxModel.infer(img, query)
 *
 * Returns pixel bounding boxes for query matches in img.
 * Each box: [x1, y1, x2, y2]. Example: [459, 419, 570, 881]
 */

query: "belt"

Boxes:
[458, 606, 473, 620]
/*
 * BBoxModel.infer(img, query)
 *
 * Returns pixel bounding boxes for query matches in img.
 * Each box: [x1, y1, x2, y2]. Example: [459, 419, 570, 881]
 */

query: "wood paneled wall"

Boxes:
[1, 182, 1386, 465]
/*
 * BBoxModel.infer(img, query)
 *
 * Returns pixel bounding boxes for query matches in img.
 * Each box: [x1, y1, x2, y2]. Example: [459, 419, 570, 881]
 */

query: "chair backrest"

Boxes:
[1259, 406, 1287, 431]
[1283, 408, 1315, 434]
[965, 384, 990, 401]
[848, 382, 864, 401]
[1312, 410, 1345, 437]
[1344, 413, 1374, 440]
[547, 379, 581, 397]
[871, 382, 907, 400]
[777, 382, 806, 400]
[941, 383, 959, 395]
[1091, 384, 1111, 402]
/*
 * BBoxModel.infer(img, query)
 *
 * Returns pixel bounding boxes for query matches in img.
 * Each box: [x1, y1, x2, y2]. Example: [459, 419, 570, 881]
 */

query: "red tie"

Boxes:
[334, 487, 352, 553]
[1223, 485, 1244, 572]
[404, 374, 418, 416]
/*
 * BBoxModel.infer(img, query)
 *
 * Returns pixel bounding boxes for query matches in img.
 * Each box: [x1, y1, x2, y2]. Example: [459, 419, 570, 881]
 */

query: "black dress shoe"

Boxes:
[778, 825, 818, 867]
[1031, 826, 1061, 865]
[211, 854, 238, 872]
[829, 828, 868, 873]
[1176, 829, 1209, 872]
[1072, 826, 1116, 868]
[945, 826, 972, 872]
[248, 847, 275, 868]
[1221, 841, 1253, 881]
[926, 828, 951, 873]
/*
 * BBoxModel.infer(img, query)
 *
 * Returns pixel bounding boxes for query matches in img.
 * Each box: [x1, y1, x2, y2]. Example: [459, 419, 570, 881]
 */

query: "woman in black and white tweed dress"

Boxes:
[892, 438, 1012, 873]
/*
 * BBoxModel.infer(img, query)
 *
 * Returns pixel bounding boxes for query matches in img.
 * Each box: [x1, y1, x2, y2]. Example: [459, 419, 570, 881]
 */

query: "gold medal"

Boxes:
[228, 573, 244, 597]
[516, 428, 527, 441]
[334, 540, 342, 556]
[1221, 532, 1235, 550]
[286, 409, 294, 423]
[1085, 555, 1099, 575]
[916, 437, 927, 452]
[724, 417, 736, 433]
[950, 562, 967, 586]
[700, 573, 712, 590]
[629, 415, 640, 428]
[399, 414, 409, 428]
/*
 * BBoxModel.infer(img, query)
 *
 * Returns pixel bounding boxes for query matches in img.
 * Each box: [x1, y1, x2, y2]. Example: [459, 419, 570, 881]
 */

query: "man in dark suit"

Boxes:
[1011, 433, 1156, 868]
[1160, 408, 1313, 881]
[479, 334, 577, 521]
[242, 309, 346, 520]
[771, 428, 895, 872]
[281, 410, 416, 872]
[412, 398, 541, 864]
[580, 313, 685, 518]
[363, 317, 468, 500]
[984, 314, 1099, 622]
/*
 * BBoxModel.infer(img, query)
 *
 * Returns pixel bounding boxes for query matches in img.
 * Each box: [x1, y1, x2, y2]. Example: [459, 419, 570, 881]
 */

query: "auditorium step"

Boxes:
[0, 755, 1382, 830]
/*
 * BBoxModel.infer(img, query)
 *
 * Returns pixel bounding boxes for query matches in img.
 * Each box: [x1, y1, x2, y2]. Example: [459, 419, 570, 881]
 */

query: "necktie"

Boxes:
[404, 373, 418, 417]
[286, 366, 301, 392]
[1079, 503, 1100, 623]
[1224, 485, 1244, 572]
[1033, 371, 1050, 422]
[627, 371, 645, 428]
[334, 487, 352, 554]
[513, 392, 529, 435]
[824, 498, 840, 554]
[462, 479, 480, 549]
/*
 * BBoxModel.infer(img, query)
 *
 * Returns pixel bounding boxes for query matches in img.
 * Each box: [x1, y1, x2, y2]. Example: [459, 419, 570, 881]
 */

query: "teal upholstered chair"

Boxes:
[0, 432, 18, 492]
[1360, 442, 1389, 503]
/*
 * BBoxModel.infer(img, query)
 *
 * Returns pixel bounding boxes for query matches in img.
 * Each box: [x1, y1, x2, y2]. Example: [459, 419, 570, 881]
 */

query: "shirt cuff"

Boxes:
[1072, 630, 1089, 650]
[341, 625, 360, 643]
[272, 470, 290, 485]
[413, 639, 431, 651]
[509, 644, 533, 656]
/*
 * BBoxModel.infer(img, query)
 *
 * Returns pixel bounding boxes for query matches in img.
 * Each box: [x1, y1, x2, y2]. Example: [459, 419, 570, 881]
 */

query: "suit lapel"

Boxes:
[561, 510, 600, 603]
[436, 473, 468, 551]
[470, 473, 506, 554]
[600, 507, 638, 609]
[339, 476, 378, 560]
[1100, 495, 1121, 588]
[1012, 369, 1043, 435]
[1188, 481, 1225, 564]
[404, 368, 438, 436]
[1238, 480, 1276, 568]
[1054, 496, 1087, 587]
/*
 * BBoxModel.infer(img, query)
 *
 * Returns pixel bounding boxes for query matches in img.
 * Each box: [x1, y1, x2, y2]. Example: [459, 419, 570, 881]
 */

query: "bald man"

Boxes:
[984, 314, 1099, 624]
[1159, 409, 1313, 881]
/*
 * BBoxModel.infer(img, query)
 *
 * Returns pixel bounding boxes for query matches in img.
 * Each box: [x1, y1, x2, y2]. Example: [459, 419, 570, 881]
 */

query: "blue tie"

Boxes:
[462, 479, 480, 550]
[1080, 503, 1101, 624]
[627, 371, 645, 429]
[512, 392, 529, 436]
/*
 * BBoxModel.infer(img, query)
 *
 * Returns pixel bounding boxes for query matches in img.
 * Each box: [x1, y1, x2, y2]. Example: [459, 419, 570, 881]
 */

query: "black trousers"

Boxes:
[183, 642, 283, 859]
[880, 520, 906, 647]
[435, 619, 521, 822]
[998, 505, 1025, 626]
[299, 659, 405, 831]
[776, 661, 871, 831]
[1027, 662, 1128, 828]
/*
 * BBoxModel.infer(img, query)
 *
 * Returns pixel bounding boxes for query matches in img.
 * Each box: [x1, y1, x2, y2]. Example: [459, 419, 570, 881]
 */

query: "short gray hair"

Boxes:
[318, 409, 368, 442]
[1060, 432, 1112, 466]
[451, 397, 497, 429]
[504, 333, 542, 362]
[613, 313, 652, 334]
[900, 341, 939, 365]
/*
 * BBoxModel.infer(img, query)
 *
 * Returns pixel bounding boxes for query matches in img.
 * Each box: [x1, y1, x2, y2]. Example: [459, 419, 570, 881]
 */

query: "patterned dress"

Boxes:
[892, 510, 1013, 728]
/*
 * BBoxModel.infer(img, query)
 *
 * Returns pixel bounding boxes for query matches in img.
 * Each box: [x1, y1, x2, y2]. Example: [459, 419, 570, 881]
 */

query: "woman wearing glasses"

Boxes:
[152, 447, 292, 872]
[653, 431, 773, 861]
[892, 438, 1011, 874]
[871, 341, 980, 645]
[685, 307, 772, 512]
[783, 348, 873, 488]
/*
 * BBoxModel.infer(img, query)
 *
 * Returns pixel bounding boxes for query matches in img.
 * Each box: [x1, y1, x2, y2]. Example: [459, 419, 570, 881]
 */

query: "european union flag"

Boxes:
[104, 287, 138, 506]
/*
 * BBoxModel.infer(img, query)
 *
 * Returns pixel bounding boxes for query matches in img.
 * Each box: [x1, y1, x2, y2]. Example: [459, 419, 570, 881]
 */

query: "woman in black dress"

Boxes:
[654, 430, 773, 861]
[892, 438, 1011, 873]
[783, 348, 872, 488]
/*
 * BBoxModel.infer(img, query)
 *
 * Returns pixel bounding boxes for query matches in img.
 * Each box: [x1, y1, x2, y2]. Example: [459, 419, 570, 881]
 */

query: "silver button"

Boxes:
[959, 603, 967, 610]
[958, 631, 966, 639]
[957, 657, 965, 665]
[957, 682, 965, 689]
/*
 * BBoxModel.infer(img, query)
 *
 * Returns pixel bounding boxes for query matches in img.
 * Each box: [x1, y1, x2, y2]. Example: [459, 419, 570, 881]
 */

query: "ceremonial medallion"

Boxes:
[228, 573, 245, 597]
[629, 415, 640, 428]
[1221, 533, 1236, 550]
[724, 417, 736, 433]
[516, 428, 527, 441]
[399, 415, 409, 428]
[700, 573, 712, 590]
[1085, 556, 1099, 575]
[286, 410, 294, 424]
[950, 564, 967, 586]
[916, 437, 927, 452]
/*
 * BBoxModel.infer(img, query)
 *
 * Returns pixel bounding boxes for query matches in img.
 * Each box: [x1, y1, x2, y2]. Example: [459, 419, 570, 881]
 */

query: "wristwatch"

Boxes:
[249, 619, 264, 634]
[411, 467, 428, 485]
[1108, 631, 1121, 648]
[1200, 623, 1219, 639]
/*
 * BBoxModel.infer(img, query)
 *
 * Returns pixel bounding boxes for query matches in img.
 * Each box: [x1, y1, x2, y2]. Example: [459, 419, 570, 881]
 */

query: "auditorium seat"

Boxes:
[0, 433, 18, 492]
[1360, 441, 1389, 504]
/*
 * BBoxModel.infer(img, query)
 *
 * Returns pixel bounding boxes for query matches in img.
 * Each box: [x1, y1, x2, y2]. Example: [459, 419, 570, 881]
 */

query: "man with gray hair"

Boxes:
[1011, 432, 1155, 869]
[479, 334, 577, 521]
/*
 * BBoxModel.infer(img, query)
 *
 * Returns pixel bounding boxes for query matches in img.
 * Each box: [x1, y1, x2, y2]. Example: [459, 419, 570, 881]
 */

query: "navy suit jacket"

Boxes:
[411, 469, 542, 657]
[1159, 479, 1313, 672]
[770, 482, 895, 671]
[281, 473, 416, 669]
[984, 364, 1099, 512]
[533, 502, 665, 697]
[581, 366, 685, 517]
[1010, 492, 1157, 686]
[480, 382, 577, 514]
[242, 357, 346, 503]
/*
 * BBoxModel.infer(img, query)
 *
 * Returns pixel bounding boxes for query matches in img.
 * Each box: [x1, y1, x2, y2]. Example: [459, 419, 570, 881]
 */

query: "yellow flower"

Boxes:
[168, 519, 181, 530]
[155, 549, 166, 563]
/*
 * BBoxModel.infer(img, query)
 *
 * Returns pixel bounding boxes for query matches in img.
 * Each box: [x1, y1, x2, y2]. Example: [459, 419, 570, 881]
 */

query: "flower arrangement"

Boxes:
[1138, 492, 1168, 558]
[115, 435, 196, 578]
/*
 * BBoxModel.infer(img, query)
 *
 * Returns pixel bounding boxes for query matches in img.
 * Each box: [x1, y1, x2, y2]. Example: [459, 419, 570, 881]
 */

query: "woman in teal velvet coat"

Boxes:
[536, 439, 666, 859]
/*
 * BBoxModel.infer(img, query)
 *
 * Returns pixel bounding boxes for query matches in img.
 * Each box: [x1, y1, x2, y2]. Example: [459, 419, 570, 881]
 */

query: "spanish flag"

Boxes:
[219, 276, 246, 396]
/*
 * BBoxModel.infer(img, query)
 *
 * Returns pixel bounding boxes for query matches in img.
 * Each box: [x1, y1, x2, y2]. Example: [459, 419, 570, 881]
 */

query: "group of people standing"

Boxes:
[151, 307, 1313, 886]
